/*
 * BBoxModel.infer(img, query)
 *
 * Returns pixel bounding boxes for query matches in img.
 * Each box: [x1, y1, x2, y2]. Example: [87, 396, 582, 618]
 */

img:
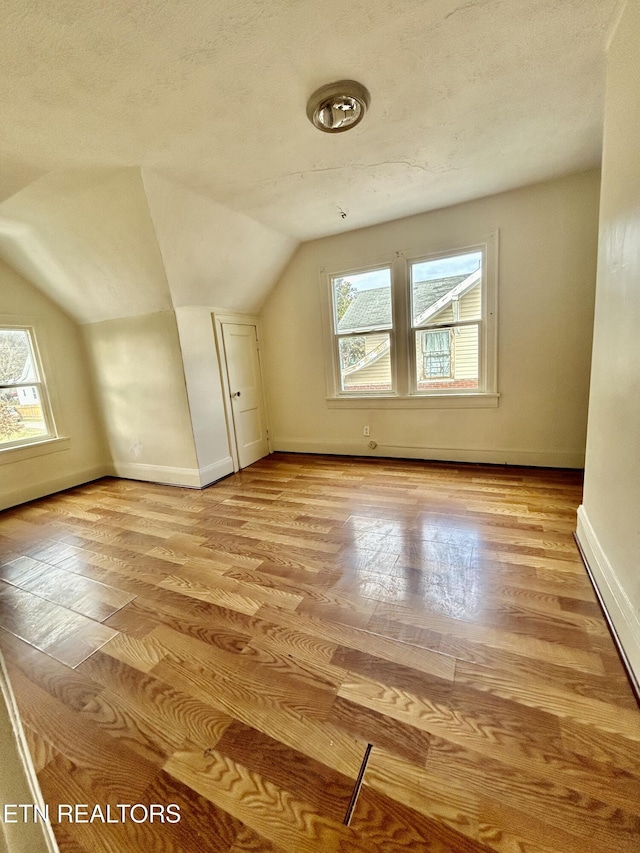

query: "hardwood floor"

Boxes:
[0, 453, 638, 852]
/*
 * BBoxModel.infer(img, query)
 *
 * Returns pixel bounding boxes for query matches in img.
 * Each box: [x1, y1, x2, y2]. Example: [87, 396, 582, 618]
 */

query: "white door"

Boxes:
[221, 323, 269, 469]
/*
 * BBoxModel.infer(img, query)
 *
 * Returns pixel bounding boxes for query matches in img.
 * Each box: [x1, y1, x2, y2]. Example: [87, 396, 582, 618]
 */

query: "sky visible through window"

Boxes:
[411, 251, 482, 283]
[339, 267, 391, 294]
[342, 251, 481, 294]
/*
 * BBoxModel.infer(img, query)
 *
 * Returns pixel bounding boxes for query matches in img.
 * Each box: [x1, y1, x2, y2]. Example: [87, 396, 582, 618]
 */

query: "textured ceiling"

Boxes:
[1, 0, 622, 241]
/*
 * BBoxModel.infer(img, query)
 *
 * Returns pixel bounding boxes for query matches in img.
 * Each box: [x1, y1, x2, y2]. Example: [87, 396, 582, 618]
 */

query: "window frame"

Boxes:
[0, 324, 58, 452]
[330, 262, 396, 396]
[320, 231, 498, 409]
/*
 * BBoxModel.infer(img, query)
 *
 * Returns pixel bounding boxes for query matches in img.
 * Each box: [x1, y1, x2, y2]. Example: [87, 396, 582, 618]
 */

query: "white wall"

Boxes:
[83, 311, 201, 488]
[261, 171, 600, 468]
[175, 307, 234, 485]
[578, 0, 640, 686]
[0, 262, 109, 510]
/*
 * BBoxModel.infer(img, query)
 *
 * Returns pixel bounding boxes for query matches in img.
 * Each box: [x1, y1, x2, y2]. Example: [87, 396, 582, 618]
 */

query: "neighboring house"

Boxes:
[337, 270, 481, 391]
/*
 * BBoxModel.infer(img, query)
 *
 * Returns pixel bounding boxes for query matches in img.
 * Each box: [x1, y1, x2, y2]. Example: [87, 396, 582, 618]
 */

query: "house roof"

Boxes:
[413, 275, 469, 319]
[338, 286, 392, 331]
[338, 274, 468, 332]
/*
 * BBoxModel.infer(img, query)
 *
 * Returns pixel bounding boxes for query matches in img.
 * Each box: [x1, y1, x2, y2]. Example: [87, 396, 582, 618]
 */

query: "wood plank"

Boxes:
[440, 634, 637, 709]
[214, 719, 357, 822]
[425, 737, 640, 850]
[327, 695, 432, 765]
[1, 559, 134, 621]
[337, 669, 569, 784]
[8, 667, 159, 801]
[78, 651, 234, 752]
[362, 747, 480, 838]
[476, 797, 595, 853]
[0, 581, 117, 667]
[454, 658, 640, 739]
[164, 746, 378, 853]
[256, 604, 456, 682]
[370, 602, 605, 674]
[0, 627, 102, 710]
[351, 786, 492, 853]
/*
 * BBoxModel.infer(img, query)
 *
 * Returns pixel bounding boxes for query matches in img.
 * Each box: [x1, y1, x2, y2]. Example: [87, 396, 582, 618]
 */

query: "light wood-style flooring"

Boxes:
[0, 453, 638, 852]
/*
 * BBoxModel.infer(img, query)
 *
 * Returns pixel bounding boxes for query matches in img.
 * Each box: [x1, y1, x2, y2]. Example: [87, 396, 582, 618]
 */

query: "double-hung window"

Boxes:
[0, 327, 57, 449]
[409, 248, 484, 392]
[333, 267, 394, 394]
[323, 233, 498, 407]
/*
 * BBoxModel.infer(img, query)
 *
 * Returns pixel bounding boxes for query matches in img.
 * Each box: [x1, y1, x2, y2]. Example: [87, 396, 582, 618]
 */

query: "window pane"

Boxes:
[421, 329, 452, 377]
[334, 268, 392, 333]
[415, 325, 479, 391]
[339, 333, 392, 392]
[0, 385, 49, 445]
[0, 329, 38, 383]
[411, 251, 482, 327]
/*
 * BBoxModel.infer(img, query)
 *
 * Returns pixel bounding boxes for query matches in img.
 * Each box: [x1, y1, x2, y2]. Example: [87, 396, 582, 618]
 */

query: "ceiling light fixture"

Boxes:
[306, 80, 370, 133]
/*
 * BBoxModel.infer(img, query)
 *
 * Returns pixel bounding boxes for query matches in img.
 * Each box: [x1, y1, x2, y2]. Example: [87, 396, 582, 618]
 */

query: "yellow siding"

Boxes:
[345, 351, 392, 388]
[364, 332, 387, 353]
[344, 332, 391, 389]
[432, 303, 454, 323]
[452, 285, 480, 378]
[459, 284, 481, 321]
[452, 324, 478, 379]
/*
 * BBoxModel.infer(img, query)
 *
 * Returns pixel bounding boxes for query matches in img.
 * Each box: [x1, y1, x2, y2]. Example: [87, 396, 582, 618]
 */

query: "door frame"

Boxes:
[212, 312, 272, 473]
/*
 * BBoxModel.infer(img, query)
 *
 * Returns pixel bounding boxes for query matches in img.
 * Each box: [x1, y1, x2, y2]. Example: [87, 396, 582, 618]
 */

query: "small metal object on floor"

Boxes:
[343, 743, 373, 826]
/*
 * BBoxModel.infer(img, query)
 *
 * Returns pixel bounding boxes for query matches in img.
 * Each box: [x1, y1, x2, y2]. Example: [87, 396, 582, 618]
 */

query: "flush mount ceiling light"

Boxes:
[306, 80, 370, 133]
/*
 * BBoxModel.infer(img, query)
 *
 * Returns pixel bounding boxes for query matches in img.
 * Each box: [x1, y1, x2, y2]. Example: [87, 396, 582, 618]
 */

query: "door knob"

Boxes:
[232, 391, 241, 398]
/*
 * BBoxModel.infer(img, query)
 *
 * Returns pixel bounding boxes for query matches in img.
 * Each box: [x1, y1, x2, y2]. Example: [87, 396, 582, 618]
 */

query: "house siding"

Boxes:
[416, 284, 480, 386]
[343, 332, 391, 390]
[459, 285, 481, 320]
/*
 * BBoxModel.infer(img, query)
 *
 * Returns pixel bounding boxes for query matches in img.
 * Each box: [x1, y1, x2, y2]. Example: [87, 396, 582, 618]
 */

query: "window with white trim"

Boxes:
[410, 249, 483, 392]
[323, 234, 498, 407]
[0, 327, 57, 449]
[333, 267, 394, 393]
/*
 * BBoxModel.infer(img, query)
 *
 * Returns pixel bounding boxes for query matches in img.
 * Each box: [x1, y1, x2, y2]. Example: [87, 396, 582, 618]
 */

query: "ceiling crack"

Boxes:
[282, 160, 441, 180]
[195, 156, 468, 202]
[444, 0, 490, 20]
[203, 159, 461, 193]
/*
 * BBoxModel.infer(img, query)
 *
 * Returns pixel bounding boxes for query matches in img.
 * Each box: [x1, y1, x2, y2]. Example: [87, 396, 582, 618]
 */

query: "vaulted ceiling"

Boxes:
[0, 0, 623, 321]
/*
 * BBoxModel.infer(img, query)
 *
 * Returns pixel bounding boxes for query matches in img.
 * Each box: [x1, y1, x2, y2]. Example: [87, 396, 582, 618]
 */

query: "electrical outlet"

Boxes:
[363, 425, 370, 437]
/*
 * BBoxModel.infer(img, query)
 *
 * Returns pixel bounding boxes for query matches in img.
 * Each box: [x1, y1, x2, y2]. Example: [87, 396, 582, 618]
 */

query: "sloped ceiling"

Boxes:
[142, 171, 296, 313]
[0, 167, 297, 323]
[0, 0, 623, 320]
[0, 168, 172, 324]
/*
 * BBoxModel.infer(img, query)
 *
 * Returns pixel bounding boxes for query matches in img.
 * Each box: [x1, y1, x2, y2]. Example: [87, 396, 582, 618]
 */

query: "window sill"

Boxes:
[325, 393, 500, 409]
[0, 436, 70, 465]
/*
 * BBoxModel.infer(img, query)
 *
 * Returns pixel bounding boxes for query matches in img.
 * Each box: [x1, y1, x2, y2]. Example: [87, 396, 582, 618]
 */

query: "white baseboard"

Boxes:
[0, 656, 59, 852]
[0, 465, 109, 512]
[0, 457, 233, 510]
[576, 505, 640, 691]
[110, 461, 203, 488]
[110, 457, 234, 489]
[271, 438, 584, 468]
[198, 456, 234, 487]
